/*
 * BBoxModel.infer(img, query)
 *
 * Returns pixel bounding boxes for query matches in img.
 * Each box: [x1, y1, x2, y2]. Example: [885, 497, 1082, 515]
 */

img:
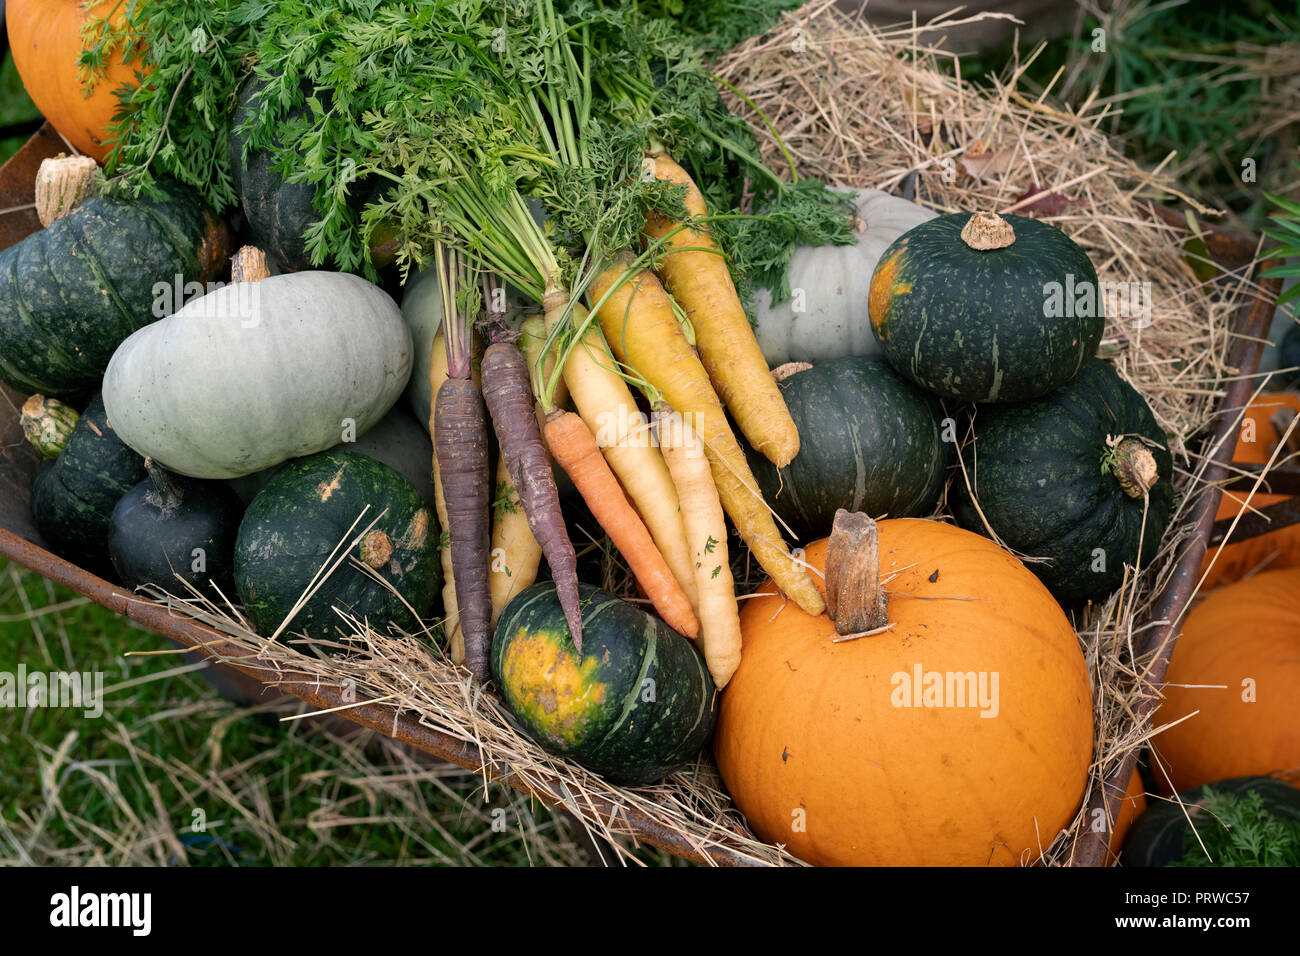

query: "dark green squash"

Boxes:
[868, 211, 1104, 403]
[0, 180, 228, 395]
[492, 581, 716, 786]
[1124, 775, 1300, 867]
[233, 449, 440, 640]
[109, 462, 245, 598]
[952, 359, 1174, 605]
[30, 394, 147, 573]
[229, 78, 319, 274]
[748, 356, 952, 541]
[229, 78, 396, 273]
[1280, 323, 1300, 389]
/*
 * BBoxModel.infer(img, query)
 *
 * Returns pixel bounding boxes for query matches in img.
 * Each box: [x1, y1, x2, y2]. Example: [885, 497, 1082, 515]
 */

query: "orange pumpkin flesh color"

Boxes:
[1199, 393, 1300, 589]
[8, 0, 139, 162]
[715, 515, 1093, 866]
[1154, 566, 1300, 795]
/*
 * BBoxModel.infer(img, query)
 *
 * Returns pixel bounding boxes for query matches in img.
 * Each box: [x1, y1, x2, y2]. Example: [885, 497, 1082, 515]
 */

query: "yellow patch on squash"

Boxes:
[868, 246, 908, 342]
[316, 466, 345, 502]
[500, 630, 608, 747]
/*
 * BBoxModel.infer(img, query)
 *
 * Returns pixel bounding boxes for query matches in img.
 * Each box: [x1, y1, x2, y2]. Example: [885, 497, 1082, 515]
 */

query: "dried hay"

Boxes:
[132, 2, 1279, 866]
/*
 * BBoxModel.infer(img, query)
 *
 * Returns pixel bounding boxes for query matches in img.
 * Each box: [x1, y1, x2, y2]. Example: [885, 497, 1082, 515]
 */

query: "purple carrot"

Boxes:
[481, 337, 584, 655]
[432, 246, 492, 680]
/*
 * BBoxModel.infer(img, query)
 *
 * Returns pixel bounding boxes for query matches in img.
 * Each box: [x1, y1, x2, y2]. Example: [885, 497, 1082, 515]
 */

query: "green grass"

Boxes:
[0, 51, 41, 166]
[0, 558, 604, 866]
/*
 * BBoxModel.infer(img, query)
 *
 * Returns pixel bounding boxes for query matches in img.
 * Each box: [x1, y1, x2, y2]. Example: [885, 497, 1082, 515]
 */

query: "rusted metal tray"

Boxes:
[0, 123, 1284, 866]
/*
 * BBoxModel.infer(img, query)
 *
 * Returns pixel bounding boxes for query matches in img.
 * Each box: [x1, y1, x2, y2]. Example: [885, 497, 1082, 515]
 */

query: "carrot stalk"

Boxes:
[587, 255, 825, 617]
[653, 405, 743, 688]
[482, 339, 584, 652]
[544, 408, 700, 638]
[644, 152, 800, 468]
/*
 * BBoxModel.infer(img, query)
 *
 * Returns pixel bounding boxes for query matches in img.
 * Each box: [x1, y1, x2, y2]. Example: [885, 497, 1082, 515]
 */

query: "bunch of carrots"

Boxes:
[426, 158, 821, 689]
[408, 0, 829, 687]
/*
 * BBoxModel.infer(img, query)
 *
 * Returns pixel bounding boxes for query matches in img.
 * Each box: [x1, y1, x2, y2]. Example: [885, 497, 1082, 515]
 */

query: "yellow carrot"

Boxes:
[654, 405, 742, 688]
[588, 255, 824, 616]
[644, 152, 799, 468]
[542, 285, 699, 612]
[488, 457, 542, 624]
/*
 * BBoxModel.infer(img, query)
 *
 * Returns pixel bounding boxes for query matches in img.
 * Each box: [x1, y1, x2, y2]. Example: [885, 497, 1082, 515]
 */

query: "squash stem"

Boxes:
[143, 458, 185, 515]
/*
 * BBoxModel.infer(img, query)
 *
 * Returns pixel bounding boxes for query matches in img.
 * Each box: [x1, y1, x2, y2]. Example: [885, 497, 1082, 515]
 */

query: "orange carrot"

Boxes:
[544, 408, 699, 638]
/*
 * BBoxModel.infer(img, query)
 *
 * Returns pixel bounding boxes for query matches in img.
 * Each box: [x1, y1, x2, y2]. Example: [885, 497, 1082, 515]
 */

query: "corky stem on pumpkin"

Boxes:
[960, 212, 1016, 251]
[825, 509, 889, 636]
[20, 394, 79, 459]
[1111, 437, 1160, 499]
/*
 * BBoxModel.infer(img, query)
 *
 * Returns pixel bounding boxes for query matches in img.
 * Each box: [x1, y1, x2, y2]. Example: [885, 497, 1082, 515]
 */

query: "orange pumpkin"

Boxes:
[1108, 768, 1147, 863]
[716, 513, 1094, 866]
[8, 0, 140, 161]
[1199, 393, 1300, 589]
[1154, 566, 1300, 794]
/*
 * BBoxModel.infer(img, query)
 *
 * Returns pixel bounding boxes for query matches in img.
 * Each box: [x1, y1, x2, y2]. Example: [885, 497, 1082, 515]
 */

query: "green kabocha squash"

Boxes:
[234, 450, 439, 639]
[0, 179, 229, 395]
[952, 359, 1174, 605]
[109, 462, 245, 597]
[228, 404, 436, 509]
[102, 253, 412, 479]
[229, 78, 319, 274]
[30, 394, 147, 572]
[869, 211, 1104, 402]
[492, 581, 717, 786]
[751, 189, 936, 365]
[748, 356, 952, 541]
[1124, 775, 1300, 867]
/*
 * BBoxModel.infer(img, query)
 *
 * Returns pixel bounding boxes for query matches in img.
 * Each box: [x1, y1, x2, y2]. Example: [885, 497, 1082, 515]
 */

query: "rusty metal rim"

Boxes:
[0, 528, 769, 867]
[1070, 261, 1285, 867]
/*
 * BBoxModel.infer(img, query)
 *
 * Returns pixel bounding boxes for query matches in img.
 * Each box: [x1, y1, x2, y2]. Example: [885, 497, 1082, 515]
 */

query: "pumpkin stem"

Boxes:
[771, 361, 812, 383]
[825, 509, 889, 635]
[231, 245, 271, 283]
[143, 458, 185, 515]
[960, 212, 1016, 251]
[34, 155, 99, 227]
[361, 530, 394, 569]
[20, 394, 79, 460]
[1111, 438, 1160, 498]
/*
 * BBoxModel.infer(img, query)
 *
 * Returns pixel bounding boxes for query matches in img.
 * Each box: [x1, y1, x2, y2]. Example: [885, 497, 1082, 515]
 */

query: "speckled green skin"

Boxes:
[229, 78, 319, 273]
[109, 473, 245, 597]
[233, 450, 440, 640]
[748, 356, 952, 541]
[1125, 776, 1300, 867]
[952, 359, 1174, 605]
[30, 395, 147, 573]
[492, 582, 717, 786]
[869, 212, 1104, 403]
[0, 180, 215, 395]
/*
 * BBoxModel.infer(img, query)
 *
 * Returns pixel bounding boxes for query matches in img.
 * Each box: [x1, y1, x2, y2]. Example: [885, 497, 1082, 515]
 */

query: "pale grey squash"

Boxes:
[751, 189, 936, 365]
[102, 272, 412, 479]
[401, 265, 441, 425]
